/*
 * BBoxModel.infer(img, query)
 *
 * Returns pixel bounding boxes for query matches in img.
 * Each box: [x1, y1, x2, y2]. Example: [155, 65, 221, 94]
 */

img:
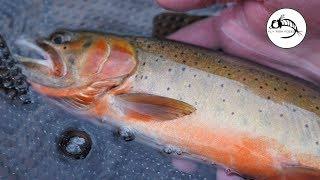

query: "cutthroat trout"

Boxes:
[16, 30, 320, 179]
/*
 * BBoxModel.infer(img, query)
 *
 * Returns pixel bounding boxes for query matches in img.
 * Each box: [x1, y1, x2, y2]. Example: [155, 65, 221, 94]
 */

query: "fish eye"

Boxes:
[50, 32, 72, 44]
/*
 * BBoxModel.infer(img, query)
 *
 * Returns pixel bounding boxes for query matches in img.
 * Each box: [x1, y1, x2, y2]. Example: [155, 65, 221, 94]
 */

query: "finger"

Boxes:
[156, 0, 219, 11]
[167, 16, 221, 49]
[165, 1, 268, 49]
[167, 1, 320, 84]
[171, 158, 198, 173]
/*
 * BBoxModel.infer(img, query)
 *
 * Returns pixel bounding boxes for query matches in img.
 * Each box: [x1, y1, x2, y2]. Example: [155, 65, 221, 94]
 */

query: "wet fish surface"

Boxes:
[0, 1, 222, 179]
[17, 30, 320, 179]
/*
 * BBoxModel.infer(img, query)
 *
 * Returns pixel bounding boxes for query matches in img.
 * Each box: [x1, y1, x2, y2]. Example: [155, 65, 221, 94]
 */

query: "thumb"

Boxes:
[167, 16, 221, 49]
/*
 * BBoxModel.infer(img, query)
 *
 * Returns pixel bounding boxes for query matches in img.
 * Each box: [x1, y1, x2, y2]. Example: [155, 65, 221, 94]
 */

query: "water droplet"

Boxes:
[58, 129, 92, 159]
[114, 127, 135, 141]
[163, 145, 182, 155]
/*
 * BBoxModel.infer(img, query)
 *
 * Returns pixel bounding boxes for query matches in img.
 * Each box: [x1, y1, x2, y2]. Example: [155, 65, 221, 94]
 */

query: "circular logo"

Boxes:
[267, 8, 306, 49]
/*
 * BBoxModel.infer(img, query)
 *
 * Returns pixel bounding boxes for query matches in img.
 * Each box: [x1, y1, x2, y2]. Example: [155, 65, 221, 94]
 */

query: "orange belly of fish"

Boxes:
[90, 98, 318, 179]
[138, 119, 292, 178]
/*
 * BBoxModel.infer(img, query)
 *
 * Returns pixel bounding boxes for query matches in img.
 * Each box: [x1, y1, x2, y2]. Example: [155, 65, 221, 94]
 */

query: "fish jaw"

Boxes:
[15, 38, 71, 88]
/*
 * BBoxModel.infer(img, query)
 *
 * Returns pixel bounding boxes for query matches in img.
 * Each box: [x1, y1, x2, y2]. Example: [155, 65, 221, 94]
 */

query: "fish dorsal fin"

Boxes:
[115, 93, 196, 121]
[266, 165, 320, 180]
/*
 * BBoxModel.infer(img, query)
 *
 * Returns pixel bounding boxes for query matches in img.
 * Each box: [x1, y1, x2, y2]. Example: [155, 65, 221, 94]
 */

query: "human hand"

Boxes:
[157, 0, 320, 85]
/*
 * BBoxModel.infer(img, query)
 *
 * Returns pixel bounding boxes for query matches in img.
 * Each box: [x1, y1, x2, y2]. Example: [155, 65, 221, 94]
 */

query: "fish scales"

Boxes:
[129, 37, 320, 175]
[17, 31, 320, 178]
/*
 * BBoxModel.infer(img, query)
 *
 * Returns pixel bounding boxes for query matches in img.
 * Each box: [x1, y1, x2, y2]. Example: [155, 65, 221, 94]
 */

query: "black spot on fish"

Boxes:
[284, 88, 288, 91]
[293, 109, 296, 112]
[231, 112, 235, 115]
[142, 62, 146, 66]
[299, 95, 303, 98]
[69, 57, 76, 65]
[280, 114, 283, 117]
[316, 141, 319, 145]
[267, 96, 271, 100]
[260, 86, 263, 89]
[316, 106, 319, 110]
[305, 124, 309, 128]
[63, 46, 67, 49]
[274, 88, 277, 91]
[83, 40, 92, 49]
[182, 60, 186, 63]
[220, 84, 224, 88]
[259, 110, 262, 112]
[193, 74, 197, 77]
[302, 88, 306, 91]
[140, 75, 143, 79]
[174, 54, 177, 58]
[223, 66, 227, 69]
[255, 78, 258, 81]
[194, 61, 198, 65]
[265, 83, 268, 86]
[144, 76, 148, 79]
[147, 45, 151, 48]
[188, 84, 191, 88]
[167, 87, 170, 91]
[222, 99, 226, 102]
[168, 68, 172, 72]
[182, 67, 186, 71]
[237, 89, 240, 93]
[243, 78, 246, 81]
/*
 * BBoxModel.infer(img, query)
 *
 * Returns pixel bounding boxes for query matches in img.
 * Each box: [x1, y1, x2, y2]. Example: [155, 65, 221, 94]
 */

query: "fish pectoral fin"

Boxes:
[115, 93, 196, 121]
[267, 165, 320, 180]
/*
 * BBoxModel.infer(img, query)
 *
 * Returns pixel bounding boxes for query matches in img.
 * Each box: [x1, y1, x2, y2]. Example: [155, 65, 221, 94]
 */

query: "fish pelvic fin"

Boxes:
[113, 93, 196, 121]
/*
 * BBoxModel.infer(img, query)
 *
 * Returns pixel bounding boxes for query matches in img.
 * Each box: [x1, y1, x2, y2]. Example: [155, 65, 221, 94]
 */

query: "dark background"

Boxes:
[0, 0, 223, 179]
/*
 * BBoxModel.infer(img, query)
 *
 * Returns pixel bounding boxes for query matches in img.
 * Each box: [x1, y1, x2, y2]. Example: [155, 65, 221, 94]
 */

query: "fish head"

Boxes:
[17, 30, 195, 121]
[17, 30, 137, 110]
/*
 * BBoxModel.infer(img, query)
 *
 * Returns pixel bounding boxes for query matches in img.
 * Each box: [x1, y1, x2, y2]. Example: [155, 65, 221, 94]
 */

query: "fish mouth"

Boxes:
[15, 39, 71, 88]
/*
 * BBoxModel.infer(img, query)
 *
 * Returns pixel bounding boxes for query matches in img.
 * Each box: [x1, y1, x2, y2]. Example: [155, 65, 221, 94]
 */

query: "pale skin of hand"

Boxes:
[157, 0, 320, 86]
[156, 1, 320, 179]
